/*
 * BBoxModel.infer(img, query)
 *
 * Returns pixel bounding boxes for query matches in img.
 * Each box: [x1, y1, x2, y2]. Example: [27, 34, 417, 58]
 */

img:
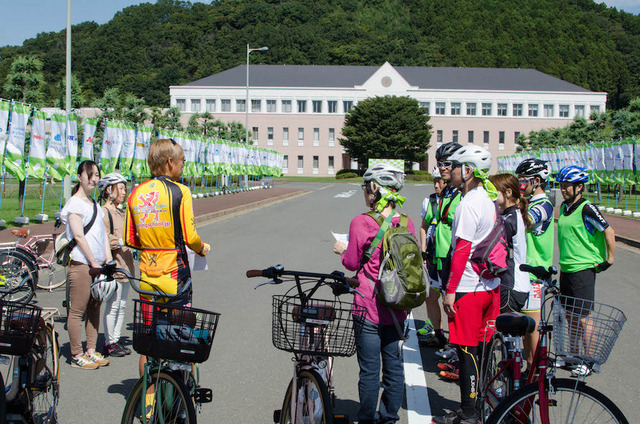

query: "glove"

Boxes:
[595, 261, 612, 273]
[199, 243, 211, 256]
[332, 283, 351, 296]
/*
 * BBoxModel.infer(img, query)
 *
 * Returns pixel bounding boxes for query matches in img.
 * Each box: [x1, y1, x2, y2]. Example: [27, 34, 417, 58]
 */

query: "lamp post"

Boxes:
[245, 44, 268, 145]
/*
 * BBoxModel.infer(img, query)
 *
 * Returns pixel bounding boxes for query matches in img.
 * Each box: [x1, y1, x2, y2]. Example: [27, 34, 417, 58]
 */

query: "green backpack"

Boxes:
[362, 211, 429, 310]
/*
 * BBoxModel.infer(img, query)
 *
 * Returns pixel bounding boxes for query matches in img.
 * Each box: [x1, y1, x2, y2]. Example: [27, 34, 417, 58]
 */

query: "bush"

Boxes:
[336, 172, 359, 179]
[406, 173, 432, 181]
[406, 170, 430, 176]
[336, 168, 363, 176]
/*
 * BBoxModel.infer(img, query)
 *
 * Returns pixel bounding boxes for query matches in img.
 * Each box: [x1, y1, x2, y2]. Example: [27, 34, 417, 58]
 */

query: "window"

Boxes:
[467, 103, 477, 116]
[221, 99, 231, 112]
[437, 130, 443, 144]
[251, 99, 261, 112]
[297, 155, 304, 174]
[282, 100, 292, 113]
[313, 128, 319, 146]
[176, 99, 186, 112]
[514, 131, 520, 142]
[452, 130, 459, 143]
[266, 100, 277, 112]
[435, 102, 446, 115]
[343, 101, 353, 113]
[283, 127, 289, 146]
[190, 99, 201, 112]
[512, 104, 523, 117]
[252, 127, 259, 142]
[328, 128, 335, 147]
[206, 99, 215, 112]
[482, 103, 492, 116]
[528, 104, 538, 117]
[544, 104, 554, 117]
[419, 102, 430, 114]
[468, 130, 474, 144]
[297, 100, 307, 113]
[236, 99, 246, 112]
[499, 131, 505, 150]
[328, 156, 335, 173]
[312, 100, 322, 113]
[575, 105, 585, 117]
[313, 156, 319, 169]
[283, 155, 288, 170]
[327, 101, 337, 113]
[590, 105, 600, 114]
[559, 105, 569, 118]
[298, 128, 304, 146]
[497, 103, 507, 116]
[451, 103, 461, 115]
[483, 131, 490, 145]
[267, 127, 273, 145]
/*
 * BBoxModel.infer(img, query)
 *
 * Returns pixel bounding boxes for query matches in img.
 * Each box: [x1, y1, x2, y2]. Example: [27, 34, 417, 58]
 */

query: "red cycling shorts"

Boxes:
[448, 288, 500, 347]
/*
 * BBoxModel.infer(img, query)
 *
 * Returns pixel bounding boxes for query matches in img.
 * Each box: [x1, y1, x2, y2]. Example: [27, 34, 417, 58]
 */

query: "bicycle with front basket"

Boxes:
[93, 262, 221, 424]
[247, 264, 366, 424]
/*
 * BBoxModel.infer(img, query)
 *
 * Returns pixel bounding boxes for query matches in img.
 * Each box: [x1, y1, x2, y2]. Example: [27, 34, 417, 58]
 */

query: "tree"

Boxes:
[339, 96, 432, 170]
[54, 74, 87, 109]
[3, 55, 45, 105]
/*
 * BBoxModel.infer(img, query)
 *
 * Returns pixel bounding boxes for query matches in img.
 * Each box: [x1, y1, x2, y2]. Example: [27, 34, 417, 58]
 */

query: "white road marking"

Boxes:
[334, 190, 357, 198]
[317, 184, 333, 190]
[404, 312, 432, 423]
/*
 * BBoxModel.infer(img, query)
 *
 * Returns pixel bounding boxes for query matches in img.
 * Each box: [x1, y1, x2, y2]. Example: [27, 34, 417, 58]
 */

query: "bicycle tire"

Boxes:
[0, 250, 36, 303]
[480, 334, 512, 419]
[13, 246, 40, 286]
[36, 263, 67, 290]
[29, 324, 59, 424]
[486, 378, 629, 424]
[280, 369, 333, 424]
[0, 372, 6, 424]
[121, 370, 197, 424]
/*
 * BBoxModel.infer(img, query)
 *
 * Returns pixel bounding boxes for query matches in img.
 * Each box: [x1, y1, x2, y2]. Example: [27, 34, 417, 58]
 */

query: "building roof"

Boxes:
[183, 64, 592, 93]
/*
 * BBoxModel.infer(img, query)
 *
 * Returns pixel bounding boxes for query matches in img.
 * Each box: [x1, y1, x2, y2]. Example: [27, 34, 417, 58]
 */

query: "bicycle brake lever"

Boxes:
[254, 280, 278, 289]
[352, 288, 365, 298]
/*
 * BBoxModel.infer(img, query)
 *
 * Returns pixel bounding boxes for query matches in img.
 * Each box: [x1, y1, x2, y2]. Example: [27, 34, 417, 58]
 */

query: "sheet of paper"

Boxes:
[332, 231, 349, 247]
[187, 248, 209, 271]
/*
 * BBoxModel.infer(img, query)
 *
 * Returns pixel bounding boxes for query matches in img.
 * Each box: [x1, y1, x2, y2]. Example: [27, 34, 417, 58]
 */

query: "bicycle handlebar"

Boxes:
[519, 264, 558, 281]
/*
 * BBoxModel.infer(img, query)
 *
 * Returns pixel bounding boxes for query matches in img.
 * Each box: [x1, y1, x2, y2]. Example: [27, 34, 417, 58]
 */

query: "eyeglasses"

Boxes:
[518, 178, 531, 185]
[450, 162, 462, 169]
[437, 161, 453, 169]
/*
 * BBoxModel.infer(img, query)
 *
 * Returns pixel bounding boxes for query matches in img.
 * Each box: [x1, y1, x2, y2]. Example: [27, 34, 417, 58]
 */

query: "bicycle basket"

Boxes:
[0, 301, 42, 356]
[552, 295, 627, 365]
[272, 295, 367, 357]
[132, 299, 221, 363]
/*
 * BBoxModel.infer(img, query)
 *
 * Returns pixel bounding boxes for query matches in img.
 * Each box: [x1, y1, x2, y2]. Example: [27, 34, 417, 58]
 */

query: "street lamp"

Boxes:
[245, 44, 268, 145]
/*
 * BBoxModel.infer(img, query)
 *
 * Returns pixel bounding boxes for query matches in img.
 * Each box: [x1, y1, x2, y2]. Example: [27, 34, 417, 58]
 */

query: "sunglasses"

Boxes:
[437, 161, 453, 169]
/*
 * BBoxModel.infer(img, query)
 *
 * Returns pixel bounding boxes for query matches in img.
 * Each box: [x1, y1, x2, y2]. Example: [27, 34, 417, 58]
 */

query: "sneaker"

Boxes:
[571, 364, 592, 377]
[436, 347, 458, 360]
[437, 361, 459, 372]
[439, 368, 460, 380]
[417, 322, 435, 336]
[420, 332, 447, 349]
[88, 352, 110, 367]
[117, 341, 132, 355]
[432, 410, 479, 424]
[105, 343, 126, 358]
[71, 354, 99, 370]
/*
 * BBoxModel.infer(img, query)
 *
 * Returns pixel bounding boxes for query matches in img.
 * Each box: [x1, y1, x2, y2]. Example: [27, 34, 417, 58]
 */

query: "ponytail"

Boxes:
[490, 173, 533, 231]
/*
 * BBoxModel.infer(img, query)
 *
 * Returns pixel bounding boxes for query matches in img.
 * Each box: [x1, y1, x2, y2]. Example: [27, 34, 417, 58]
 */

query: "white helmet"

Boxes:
[98, 173, 127, 193]
[431, 166, 441, 179]
[90, 275, 118, 301]
[448, 145, 492, 172]
[363, 163, 405, 191]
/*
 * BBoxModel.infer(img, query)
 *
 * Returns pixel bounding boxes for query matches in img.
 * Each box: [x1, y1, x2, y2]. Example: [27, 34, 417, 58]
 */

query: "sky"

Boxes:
[1, 0, 639, 48]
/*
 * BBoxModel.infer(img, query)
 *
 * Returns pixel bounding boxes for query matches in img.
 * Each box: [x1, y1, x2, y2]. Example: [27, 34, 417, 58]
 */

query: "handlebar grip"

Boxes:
[347, 277, 360, 288]
[246, 270, 264, 278]
[519, 264, 557, 280]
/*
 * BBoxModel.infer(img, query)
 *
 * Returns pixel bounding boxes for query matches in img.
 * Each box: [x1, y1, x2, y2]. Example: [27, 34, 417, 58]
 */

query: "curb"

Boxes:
[195, 190, 310, 226]
[615, 235, 640, 250]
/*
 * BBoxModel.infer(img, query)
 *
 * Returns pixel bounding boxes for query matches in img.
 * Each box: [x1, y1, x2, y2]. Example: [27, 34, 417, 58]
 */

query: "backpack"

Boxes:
[362, 211, 428, 310]
[469, 202, 509, 280]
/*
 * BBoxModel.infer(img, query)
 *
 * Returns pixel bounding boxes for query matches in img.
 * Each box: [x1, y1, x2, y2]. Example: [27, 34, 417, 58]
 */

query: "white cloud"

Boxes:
[599, 0, 640, 14]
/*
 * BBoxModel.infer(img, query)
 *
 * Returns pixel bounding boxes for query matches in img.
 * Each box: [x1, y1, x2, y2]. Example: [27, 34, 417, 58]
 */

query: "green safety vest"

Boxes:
[434, 190, 461, 270]
[525, 197, 555, 279]
[558, 200, 606, 273]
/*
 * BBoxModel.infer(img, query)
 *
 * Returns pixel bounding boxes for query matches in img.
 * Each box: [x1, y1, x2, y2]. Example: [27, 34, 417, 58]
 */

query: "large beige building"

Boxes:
[170, 62, 607, 175]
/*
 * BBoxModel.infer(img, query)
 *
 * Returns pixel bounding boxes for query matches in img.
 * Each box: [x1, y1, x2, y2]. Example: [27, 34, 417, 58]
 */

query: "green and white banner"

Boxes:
[118, 121, 136, 174]
[0, 100, 10, 160]
[132, 125, 152, 178]
[368, 158, 404, 170]
[5, 102, 30, 181]
[65, 114, 78, 175]
[46, 113, 68, 181]
[101, 120, 116, 172]
[26, 110, 47, 181]
[80, 117, 98, 162]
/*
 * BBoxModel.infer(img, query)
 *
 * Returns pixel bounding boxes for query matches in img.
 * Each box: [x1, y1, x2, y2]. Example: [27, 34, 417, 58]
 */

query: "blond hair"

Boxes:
[148, 139, 183, 176]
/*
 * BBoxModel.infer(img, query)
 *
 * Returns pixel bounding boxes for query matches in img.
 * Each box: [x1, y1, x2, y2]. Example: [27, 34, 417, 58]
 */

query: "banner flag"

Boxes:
[26, 110, 47, 181]
[80, 117, 98, 161]
[46, 113, 68, 181]
[620, 139, 634, 184]
[65, 113, 79, 175]
[197, 136, 206, 176]
[119, 122, 136, 174]
[101, 120, 116, 172]
[0, 99, 10, 161]
[183, 133, 197, 177]
[132, 125, 152, 178]
[5, 102, 30, 181]
[107, 121, 126, 173]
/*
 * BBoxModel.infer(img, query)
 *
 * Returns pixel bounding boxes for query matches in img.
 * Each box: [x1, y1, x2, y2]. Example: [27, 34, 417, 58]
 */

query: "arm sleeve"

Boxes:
[341, 215, 370, 271]
[446, 239, 472, 294]
[180, 188, 205, 254]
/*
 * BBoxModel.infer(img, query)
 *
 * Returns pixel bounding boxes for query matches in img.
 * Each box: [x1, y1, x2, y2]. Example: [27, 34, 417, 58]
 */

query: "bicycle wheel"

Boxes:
[480, 335, 512, 418]
[36, 263, 67, 290]
[280, 369, 333, 424]
[0, 250, 36, 303]
[122, 370, 196, 424]
[0, 372, 6, 424]
[486, 378, 628, 424]
[29, 324, 59, 424]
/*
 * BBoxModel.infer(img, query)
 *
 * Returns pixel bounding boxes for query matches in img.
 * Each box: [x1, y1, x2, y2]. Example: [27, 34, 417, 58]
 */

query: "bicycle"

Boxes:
[92, 262, 220, 424]
[482, 264, 628, 424]
[0, 300, 60, 424]
[246, 264, 366, 424]
[0, 247, 38, 304]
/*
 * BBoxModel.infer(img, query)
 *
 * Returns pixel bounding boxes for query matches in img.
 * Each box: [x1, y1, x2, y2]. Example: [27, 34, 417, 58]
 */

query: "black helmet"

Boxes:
[436, 142, 463, 161]
[515, 158, 550, 181]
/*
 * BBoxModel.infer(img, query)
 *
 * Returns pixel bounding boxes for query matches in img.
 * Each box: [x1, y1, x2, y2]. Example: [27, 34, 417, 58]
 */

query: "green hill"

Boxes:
[1, 0, 639, 108]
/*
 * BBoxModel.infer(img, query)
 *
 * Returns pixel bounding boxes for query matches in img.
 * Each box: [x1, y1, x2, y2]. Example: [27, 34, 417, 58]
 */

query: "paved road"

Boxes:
[24, 182, 638, 422]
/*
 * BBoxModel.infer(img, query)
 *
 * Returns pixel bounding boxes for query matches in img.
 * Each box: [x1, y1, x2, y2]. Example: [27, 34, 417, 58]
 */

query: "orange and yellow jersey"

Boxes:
[124, 175, 205, 282]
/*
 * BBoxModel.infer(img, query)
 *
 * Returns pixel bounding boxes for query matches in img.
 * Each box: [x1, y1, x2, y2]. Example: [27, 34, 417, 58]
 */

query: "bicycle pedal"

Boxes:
[333, 413, 350, 424]
[193, 388, 212, 403]
[273, 409, 281, 423]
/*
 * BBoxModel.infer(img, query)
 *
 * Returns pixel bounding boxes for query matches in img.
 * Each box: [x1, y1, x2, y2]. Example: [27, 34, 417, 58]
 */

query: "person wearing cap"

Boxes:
[333, 163, 414, 424]
[432, 146, 500, 424]
[98, 172, 135, 358]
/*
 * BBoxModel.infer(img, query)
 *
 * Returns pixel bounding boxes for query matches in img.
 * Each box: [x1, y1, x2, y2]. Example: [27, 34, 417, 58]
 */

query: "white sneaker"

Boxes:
[435, 347, 457, 360]
[571, 364, 592, 377]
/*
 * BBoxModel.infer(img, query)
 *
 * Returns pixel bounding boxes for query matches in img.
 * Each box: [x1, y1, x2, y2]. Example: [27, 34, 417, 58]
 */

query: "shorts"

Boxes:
[448, 288, 500, 346]
[559, 268, 595, 315]
[140, 269, 192, 323]
[522, 282, 542, 312]
[500, 288, 528, 314]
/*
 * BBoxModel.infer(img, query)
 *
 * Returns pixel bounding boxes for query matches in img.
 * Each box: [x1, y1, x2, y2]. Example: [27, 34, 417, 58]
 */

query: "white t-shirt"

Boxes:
[512, 209, 531, 293]
[451, 186, 501, 292]
[61, 196, 107, 265]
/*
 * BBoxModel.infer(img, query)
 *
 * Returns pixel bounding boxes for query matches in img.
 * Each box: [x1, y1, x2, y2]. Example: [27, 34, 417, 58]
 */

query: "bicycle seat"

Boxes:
[11, 229, 30, 238]
[495, 313, 536, 336]
[292, 304, 336, 323]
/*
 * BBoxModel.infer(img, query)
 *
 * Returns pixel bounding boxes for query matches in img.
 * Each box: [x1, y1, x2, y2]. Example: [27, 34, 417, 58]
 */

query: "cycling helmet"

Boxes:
[516, 158, 550, 181]
[90, 275, 118, 302]
[448, 145, 492, 172]
[435, 142, 463, 161]
[555, 165, 589, 183]
[98, 173, 127, 193]
[363, 163, 405, 191]
[432, 166, 441, 179]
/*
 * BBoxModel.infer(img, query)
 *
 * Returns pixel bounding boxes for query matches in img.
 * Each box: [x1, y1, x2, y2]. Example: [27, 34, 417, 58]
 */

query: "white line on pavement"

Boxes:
[317, 184, 334, 190]
[404, 312, 432, 423]
[334, 190, 357, 198]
